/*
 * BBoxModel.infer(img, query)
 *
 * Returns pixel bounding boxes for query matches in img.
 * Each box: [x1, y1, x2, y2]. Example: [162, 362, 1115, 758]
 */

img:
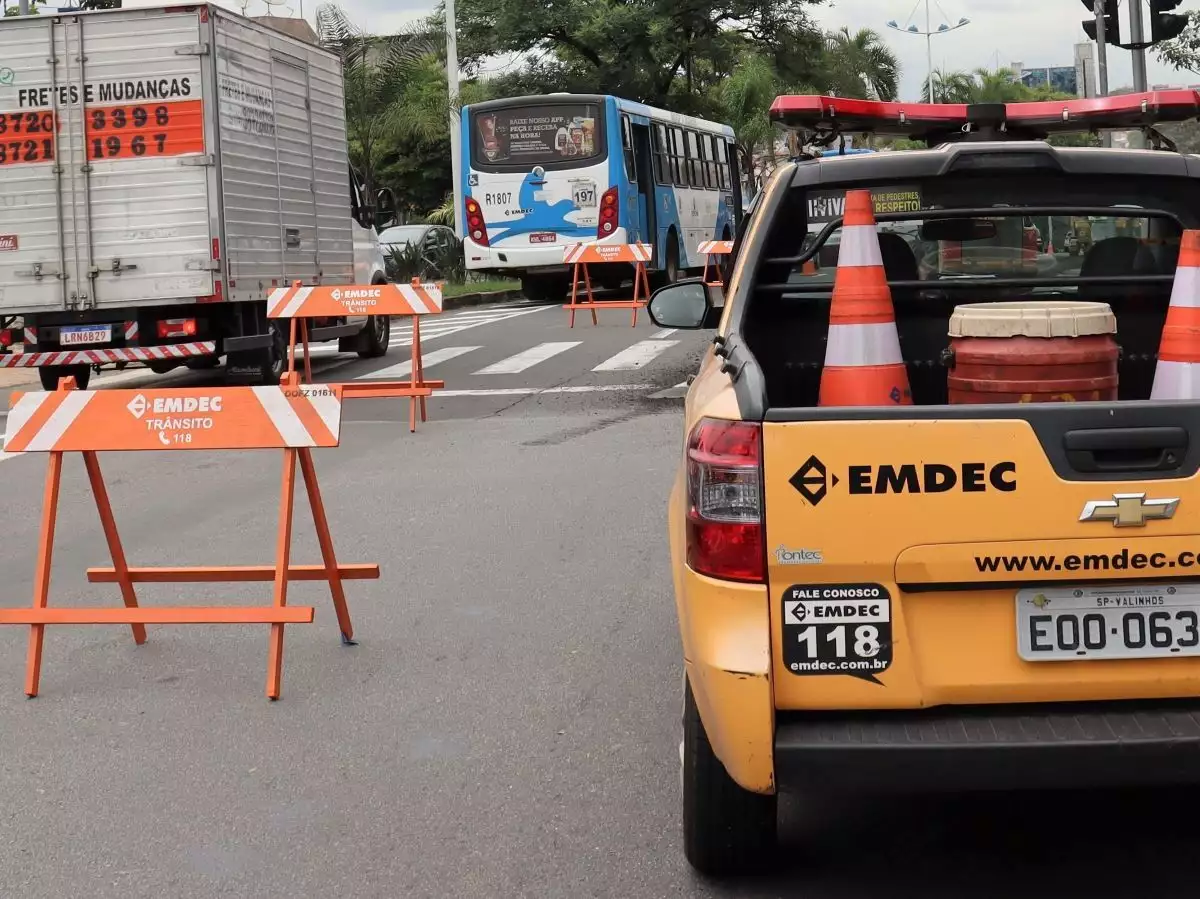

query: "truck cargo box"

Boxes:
[0, 4, 354, 315]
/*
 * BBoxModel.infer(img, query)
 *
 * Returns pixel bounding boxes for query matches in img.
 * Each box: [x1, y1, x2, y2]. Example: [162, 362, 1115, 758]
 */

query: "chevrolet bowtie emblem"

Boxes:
[1079, 493, 1179, 528]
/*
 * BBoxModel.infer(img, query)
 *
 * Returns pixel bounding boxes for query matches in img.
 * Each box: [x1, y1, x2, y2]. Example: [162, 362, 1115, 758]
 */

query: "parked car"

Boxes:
[379, 224, 460, 281]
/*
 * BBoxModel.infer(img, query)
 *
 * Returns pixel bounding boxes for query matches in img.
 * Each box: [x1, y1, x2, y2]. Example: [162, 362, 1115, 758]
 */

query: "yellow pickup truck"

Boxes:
[648, 91, 1200, 878]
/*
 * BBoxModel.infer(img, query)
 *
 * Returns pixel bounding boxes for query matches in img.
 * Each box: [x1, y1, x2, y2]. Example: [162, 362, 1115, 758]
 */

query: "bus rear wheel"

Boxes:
[654, 237, 680, 290]
[521, 274, 569, 304]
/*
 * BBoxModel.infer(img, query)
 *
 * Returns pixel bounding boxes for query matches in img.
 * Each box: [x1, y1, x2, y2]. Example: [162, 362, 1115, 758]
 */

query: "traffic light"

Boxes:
[1150, 0, 1189, 43]
[1081, 0, 1122, 45]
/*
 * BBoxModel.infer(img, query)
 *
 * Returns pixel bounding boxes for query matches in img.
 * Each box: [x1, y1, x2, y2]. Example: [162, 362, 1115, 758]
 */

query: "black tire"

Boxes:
[521, 275, 568, 304]
[683, 676, 776, 877]
[356, 314, 390, 359]
[225, 322, 285, 386]
[655, 234, 681, 289]
[148, 360, 180, 375]
[39, 364, 90, 391]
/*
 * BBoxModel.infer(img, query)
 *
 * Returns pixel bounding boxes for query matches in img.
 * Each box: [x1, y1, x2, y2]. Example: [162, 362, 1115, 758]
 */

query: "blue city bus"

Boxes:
[460, 93, 742, 302]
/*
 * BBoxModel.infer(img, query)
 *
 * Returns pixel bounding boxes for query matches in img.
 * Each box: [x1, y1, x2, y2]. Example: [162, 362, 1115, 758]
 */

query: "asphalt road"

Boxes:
[1, 297, 1198, 897]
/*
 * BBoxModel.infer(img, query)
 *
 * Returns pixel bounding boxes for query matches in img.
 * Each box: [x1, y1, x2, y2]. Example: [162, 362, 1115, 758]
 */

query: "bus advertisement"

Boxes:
[460, 94, 742, 302]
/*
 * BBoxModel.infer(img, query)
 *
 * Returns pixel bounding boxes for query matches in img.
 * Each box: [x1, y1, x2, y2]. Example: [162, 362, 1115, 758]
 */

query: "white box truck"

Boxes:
[0, 4, 393, 390]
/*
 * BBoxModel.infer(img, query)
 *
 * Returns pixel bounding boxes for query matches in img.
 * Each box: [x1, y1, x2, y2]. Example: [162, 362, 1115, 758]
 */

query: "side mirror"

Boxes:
[648, 278, 719, 330]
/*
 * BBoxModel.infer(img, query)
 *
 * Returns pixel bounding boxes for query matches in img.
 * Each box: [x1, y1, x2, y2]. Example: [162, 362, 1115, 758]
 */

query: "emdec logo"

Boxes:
[789, 455, 1017, 505]
[789, 455, 839, 506]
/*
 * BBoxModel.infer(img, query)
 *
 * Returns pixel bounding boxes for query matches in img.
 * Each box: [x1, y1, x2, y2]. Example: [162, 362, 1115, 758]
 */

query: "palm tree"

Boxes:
[714, 54, 794, 180]
[315, 4, 441, 204]
[823, 27, 900, 101]
[920, 67, 1032, 104]
[920, 69, 976, 103]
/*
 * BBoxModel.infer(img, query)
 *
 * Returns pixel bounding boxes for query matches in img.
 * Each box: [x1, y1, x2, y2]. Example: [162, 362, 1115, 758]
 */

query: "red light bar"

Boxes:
[769, 96, 969, 134]
[770, 90, 1200, 141]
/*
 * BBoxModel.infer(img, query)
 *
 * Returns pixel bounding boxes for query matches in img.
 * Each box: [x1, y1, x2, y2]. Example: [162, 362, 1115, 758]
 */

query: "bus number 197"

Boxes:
[484, 192, 512, 206]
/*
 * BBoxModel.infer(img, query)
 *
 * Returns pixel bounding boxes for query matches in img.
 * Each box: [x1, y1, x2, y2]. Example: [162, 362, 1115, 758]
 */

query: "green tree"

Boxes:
[821, 27, 899, 100]
[1155, 10, 1200, 74]
[452, 0, 826, 111]
[316, 3, 443, 206]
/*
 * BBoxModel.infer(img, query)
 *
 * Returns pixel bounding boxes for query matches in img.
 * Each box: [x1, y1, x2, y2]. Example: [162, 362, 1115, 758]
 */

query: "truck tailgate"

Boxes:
[763, 417, 1200, 710]
[0, 8, 214, 313]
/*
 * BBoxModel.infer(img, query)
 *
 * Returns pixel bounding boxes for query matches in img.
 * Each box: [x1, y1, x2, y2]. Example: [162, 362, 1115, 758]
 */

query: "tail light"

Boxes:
[598, 186, 619, 237]
[685, 418, 764, 583]
[465, 197, 490, 246]
[0, 329, 12, 348]
[157, 318, 197, 339]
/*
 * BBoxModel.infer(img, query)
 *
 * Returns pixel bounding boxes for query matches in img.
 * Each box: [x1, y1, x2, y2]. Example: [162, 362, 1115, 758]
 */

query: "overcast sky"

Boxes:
[129, 0, 1198, 100]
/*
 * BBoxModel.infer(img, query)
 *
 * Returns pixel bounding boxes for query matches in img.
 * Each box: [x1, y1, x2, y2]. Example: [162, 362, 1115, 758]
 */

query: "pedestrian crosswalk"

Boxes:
[77, 300, 700, 400]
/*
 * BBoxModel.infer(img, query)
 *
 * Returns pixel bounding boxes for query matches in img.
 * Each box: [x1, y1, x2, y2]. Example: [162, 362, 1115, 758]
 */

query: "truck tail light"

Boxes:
[598, 187, 619, 236]
[465, 197, 490, 246]
[685, 418, 764, 583]
[157, 318, 197, 339]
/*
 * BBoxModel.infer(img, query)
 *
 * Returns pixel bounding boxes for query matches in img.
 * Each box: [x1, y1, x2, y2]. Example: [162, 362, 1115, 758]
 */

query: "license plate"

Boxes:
[59, 325, 110, 346]
[1016, 583, 1200, 661]
[572, 184, 597, 207]
[530, 232, 557, 244]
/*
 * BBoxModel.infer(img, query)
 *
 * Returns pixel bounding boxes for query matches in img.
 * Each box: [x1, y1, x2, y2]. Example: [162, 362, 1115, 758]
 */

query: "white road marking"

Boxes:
[650, 328, 677, 339]
[431, 384, 649, 397]
[592, 340, 679, 372]
[358, 346, 482, 380]
[473, 342, 581, 375]
[649, 381, 690, 399]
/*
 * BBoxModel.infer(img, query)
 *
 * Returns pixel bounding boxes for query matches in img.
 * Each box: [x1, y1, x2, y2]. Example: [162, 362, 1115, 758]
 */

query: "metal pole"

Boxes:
[1093, 0, 1109, 96]
[925, 0, 934, 102]
[1093, 0, 1111, 147]
[445, 0, 463, 239]
[1129, 0, 1148, 91]
[17, 0, 29, 15]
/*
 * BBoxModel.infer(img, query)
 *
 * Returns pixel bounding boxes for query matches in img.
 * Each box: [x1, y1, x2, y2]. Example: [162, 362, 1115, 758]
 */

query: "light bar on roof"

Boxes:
[769, 90, 1200, 138]
[769, 96, 970, 135]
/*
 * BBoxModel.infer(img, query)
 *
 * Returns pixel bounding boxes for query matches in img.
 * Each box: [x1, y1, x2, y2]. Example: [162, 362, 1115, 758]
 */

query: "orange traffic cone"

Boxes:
[818, 190, 912, 406]
[1151, 230, 1200, 399]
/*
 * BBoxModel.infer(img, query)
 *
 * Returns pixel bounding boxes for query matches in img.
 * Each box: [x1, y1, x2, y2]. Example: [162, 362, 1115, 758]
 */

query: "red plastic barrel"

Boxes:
[946, 301, 1119, 404]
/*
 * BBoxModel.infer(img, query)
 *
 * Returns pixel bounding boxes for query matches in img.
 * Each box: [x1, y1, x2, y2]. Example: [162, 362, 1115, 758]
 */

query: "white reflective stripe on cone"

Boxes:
[836, 225, 883, 267]
[1151, 360, 1200, 399]
[1168, 266, 1200, 308]
[824, 322, 904, 366]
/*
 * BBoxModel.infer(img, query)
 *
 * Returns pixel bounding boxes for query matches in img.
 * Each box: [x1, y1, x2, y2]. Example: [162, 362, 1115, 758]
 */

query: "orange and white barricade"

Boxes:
[0, 373, 379, 700]
[563, 242, 653, 328]
[267, 279, 443, 432]
[698, 240, 734, 286]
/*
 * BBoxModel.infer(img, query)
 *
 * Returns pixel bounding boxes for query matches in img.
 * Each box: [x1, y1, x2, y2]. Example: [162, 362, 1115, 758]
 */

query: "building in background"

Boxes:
[1008, 44, 1095, 97]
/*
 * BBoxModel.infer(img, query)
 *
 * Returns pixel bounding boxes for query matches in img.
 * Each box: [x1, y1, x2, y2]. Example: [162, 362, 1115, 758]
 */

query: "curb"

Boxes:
[443, 288, 525, 311]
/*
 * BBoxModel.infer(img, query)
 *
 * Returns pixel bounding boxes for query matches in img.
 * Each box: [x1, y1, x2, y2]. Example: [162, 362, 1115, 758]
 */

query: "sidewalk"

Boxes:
[0, 367, 40, 389]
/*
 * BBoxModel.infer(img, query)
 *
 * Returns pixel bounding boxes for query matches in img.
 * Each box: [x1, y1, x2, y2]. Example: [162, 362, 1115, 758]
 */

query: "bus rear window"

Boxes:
[471, 104, 603, 168]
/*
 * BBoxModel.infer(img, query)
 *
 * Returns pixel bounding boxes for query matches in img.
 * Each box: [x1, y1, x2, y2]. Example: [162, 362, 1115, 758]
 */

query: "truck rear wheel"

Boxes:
[39, 364, 91, 391]
[682, 677, 776, 877]
[355, 314, 390, 358]
[225, 323, 285, 386]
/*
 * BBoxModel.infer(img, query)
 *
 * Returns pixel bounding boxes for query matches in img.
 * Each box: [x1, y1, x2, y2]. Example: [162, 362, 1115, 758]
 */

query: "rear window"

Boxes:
[766, 176, 1191, 297]
[742, 172, 1200, 408]
[470, 103, 604, 169]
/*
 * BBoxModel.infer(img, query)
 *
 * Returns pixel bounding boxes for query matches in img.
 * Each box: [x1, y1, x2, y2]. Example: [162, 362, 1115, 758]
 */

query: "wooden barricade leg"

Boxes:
[583, 263, 598, 326]
[630, 261, 651, 328]
[568, 262, 580, 328]
[25, 451, 64, 698]
[301, 319, 312, 385]
[266, 447, 298, 700]
[287, 318, 299, 377]
[83, 451, 147, 647]
[297, 447, 355, 645]
[411, 314, 428, 429]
